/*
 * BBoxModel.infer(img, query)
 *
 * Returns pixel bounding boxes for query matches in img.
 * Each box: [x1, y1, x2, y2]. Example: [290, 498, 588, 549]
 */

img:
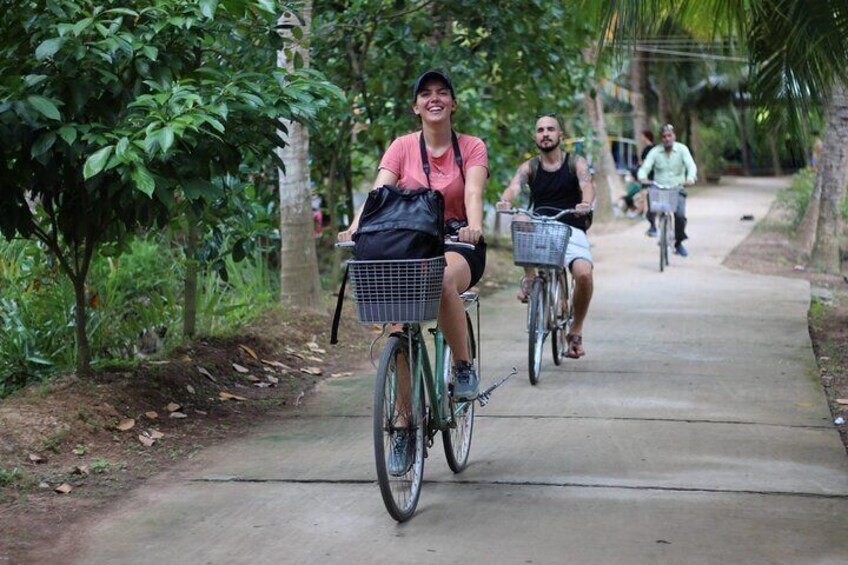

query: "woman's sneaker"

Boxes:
[452, 361, 479, 401]
[388, 429, 415, 476]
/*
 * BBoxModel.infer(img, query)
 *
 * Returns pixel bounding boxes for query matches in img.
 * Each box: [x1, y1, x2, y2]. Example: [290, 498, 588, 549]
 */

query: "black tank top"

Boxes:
[530, 154, 589, 231]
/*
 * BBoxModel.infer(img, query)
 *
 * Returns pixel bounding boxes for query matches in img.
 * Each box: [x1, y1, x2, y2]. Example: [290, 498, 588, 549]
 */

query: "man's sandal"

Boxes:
[566, 334, 585, 358]
[516, 276, 532, 303]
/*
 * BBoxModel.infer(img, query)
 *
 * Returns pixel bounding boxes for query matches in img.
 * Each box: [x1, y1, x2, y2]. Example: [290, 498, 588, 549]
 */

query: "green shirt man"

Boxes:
[636, 124, 696, 256]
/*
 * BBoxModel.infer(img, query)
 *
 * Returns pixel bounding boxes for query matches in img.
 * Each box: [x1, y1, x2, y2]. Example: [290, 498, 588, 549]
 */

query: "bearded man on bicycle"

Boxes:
[497, 114, 594, 359]
[637, 123, 697, 257]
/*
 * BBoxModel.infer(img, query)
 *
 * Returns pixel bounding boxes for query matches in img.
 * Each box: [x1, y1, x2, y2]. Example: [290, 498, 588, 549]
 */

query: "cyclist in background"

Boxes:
[497, 114, 594, 359]
[637, 123, 697, 256]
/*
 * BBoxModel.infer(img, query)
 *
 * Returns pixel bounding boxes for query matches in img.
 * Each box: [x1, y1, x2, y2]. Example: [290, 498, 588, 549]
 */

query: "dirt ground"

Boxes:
[1, 203, 846, 563]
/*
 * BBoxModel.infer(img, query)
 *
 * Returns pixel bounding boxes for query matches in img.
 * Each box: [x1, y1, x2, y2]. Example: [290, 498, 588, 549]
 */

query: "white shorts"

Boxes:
[565, 227, 593, 268]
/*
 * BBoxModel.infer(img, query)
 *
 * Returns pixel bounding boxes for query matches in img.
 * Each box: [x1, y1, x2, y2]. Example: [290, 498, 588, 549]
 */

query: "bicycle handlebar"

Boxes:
[335, 236, 475, 250]
[645, 181, 683, 191]
[496, 206, 590, 221]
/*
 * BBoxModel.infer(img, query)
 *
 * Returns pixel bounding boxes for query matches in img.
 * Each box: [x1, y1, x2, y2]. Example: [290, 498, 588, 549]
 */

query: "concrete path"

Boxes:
[75, 178, 848, 565]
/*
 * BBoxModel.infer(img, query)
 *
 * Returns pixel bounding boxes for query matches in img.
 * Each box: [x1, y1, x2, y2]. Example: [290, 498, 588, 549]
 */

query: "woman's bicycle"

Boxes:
[338, 240, 514, 522]
[499, 207, 579, 385]
[646, 182, 682, 272]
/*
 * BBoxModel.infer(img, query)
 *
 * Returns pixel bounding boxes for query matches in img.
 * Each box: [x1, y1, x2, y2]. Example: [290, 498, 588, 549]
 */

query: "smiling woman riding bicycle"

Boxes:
[338, 70, 488, 471]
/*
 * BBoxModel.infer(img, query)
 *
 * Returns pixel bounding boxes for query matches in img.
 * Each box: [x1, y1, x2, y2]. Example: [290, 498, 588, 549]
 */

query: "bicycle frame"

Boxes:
[403, 294, 480, 441]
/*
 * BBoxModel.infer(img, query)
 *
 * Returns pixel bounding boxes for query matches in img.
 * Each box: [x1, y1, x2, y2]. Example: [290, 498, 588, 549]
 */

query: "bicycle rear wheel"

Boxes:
[528, 277, 546, 385]
[659, 214, 668, 272]
[442, 313, 475, 473]
[551, 270, 569, 365]
[374, 335, 425, 522]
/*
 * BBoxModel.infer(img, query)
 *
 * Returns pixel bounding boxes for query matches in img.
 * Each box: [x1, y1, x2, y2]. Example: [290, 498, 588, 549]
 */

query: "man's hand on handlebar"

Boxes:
[337, 229, 354, 243]
[575, 202, 592, 216]
[496, 200, 512, 211]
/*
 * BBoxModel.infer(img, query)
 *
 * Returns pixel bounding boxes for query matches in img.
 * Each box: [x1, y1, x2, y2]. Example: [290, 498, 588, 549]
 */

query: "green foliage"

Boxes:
[0, 467, 35, 489]
[0, 233, 278, 395]
[0, 0, 340, 374]
[777, 168, 816, 226]
[309, 0, 595, 222]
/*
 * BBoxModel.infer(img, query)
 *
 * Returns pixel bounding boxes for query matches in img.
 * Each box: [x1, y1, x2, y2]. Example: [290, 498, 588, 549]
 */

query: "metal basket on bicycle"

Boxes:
[510, 220, 571, 268]
[347, 256, 446, 323]
[648, 186, 680, 214]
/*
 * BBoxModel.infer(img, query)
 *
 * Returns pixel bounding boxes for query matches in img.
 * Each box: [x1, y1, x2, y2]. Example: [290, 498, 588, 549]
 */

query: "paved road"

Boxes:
[75, 177, 848, 565]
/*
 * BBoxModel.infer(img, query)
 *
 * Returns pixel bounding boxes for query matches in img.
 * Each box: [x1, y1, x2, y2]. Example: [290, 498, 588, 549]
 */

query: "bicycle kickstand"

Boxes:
[477, 368, 518, 407]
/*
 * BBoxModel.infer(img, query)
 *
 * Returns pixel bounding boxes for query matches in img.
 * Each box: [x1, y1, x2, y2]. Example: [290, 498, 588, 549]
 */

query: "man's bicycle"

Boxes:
[338, 240, 514, 522]
[646, 182, 682, 272]
[499, 207, 579, 385]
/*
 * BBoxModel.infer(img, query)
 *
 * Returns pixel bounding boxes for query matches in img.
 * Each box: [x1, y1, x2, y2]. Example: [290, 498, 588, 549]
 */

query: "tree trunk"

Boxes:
[798, 173, 822, 258]
[690, 111, 703, 176]
[183, 218, 199, 337]
[277, 4, 324, 311]
[631, 44, 647, 155]
[582, 47, 622, 223]
[769, 127, 782, 177]
[811, 82, 848, 273]
[72, 275, 90, 378]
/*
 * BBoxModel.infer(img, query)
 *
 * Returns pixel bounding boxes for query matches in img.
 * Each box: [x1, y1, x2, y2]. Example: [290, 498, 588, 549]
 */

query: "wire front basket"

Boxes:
[648, 187, 680, 213]
[510, 220, 571, 268]
[347, 257, 446, 323]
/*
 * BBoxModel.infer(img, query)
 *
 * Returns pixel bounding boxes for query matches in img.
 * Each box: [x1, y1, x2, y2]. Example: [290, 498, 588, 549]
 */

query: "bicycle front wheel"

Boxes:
[528, 278, 546, 385]
[442, 313, 475, 473]
[551, 270, 569, 365]
[659, 214, 669, 272]
[374, 335, 425, 522]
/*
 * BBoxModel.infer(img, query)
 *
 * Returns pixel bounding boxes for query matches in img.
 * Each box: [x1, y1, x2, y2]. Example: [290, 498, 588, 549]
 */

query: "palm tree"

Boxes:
[587, 0, 848, 273]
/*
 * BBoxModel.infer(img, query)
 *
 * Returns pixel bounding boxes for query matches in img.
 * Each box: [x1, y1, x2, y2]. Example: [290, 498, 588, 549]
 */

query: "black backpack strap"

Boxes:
[330, 263, 349, 345]
[420, 130, 465, 189]
[451, 130, 465, 183]
[419, 132, 432, 189]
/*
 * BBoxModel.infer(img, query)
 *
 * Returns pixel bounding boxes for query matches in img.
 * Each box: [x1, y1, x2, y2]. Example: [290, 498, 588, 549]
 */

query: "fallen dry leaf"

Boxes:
[331, 372, 354, 378]
[836, 399, 848, 405]
[232, 363, 250, 374]
[28, 453, 46, 464]
[116, 418, 135, 431]
[169, 412, 188, 419]
[54, 483, 73, 494]
[306, 342, 327, 355]
[295, 391, 305, 406]
[239, 344, 259, 359]
[254, 382, 272, 388]
[300, 367, 322, 376]
[197, 366, 217, 382]
[306, 356, 324, 364]
[138, 434, 155, 447]
[261, 359, 290, 370]
[186, 384, 196, 394]
[245, 374, 261, 382]
[145, 411, 158, 419]
[149, 430, 165, 440]
[266, 375, 279, 384]
[195, 409, 207, 415]
[166, 402, 181, 412]
[73, 465, 90, 476]
[219, 391, 247, 401]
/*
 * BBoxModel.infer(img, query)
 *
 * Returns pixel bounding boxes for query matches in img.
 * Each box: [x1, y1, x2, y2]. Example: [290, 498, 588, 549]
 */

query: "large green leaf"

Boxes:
[31, 132, 57, 157]
[27, 96, 61, 121]
[131, 165, 156, 196]
[83, 145, 114, 179]
[35, 38, 66, 60]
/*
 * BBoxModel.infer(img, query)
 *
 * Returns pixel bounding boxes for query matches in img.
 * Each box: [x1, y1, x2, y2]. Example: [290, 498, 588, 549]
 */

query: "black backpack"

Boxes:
[352, 184, 445, 260]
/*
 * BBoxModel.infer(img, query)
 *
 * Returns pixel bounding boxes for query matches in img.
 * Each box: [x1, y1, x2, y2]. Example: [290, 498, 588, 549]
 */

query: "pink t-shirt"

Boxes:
[378, 132, 488, 222]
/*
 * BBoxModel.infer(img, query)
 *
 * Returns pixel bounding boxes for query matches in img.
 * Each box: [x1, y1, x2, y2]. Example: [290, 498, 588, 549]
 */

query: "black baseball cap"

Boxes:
[411, 70, 455, 101]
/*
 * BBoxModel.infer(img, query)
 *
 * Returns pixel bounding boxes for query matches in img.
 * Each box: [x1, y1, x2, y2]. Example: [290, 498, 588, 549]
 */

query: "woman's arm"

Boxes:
[460, 165, 487, 243]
